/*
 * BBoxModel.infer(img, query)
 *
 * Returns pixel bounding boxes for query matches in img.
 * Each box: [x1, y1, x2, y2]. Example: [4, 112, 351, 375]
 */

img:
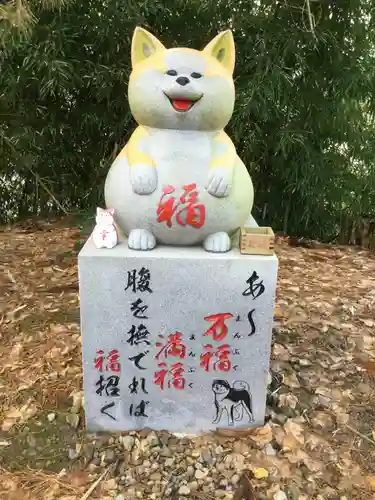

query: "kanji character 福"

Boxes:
[156, 184, 206, 229]
[107, 349, 121, 372]
[200, 344, 231, 372]
[154, 362, 185, 390]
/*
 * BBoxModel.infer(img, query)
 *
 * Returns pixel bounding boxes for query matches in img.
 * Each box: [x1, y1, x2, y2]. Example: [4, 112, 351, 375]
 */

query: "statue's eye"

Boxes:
[191, 72, 202, 79]
[166, 69, 178, 76]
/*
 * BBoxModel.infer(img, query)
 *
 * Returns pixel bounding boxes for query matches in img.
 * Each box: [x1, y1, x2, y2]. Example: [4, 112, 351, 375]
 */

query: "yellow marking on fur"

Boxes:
[131, 27, 166, 68]
[130, 49, 167, 78]
[123, 126, 154, 167]
[209, 131, 236, 169]
[202, 30, 235, 75]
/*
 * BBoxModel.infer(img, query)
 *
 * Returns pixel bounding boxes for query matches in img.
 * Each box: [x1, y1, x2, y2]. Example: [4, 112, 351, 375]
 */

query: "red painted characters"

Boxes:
[156, 184, 206, 229]
[200, 312, 234, 373]
[94, 349, 121, 373]
[154, 332, 187, 390]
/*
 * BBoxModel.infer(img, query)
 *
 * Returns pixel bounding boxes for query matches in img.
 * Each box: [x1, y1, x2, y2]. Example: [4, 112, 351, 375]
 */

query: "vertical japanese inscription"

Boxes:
[125, 267, 153, 418]
[242, 271, 265, 337]
[199, 313, 234, 372]
[94, 349, 121, 421]
[154, 332, 187, 390]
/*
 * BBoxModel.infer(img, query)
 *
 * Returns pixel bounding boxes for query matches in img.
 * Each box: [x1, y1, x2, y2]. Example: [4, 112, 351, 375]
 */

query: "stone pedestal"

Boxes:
[78, 235, 278, 433]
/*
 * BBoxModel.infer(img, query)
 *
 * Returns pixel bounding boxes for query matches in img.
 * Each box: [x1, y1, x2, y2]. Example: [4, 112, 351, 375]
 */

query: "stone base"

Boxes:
[78, 234, 278, 433]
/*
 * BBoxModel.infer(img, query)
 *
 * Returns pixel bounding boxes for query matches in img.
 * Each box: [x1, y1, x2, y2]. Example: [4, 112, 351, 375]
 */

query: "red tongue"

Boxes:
[171, 99, 192, 111]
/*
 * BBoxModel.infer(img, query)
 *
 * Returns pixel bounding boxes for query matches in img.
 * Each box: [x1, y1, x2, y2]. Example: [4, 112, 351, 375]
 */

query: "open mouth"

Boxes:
[164, 93, 202, 112]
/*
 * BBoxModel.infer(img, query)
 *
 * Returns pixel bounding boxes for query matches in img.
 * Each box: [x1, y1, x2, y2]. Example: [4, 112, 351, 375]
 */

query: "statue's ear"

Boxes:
[202, 30, 235, 74]
[131, 26, 166, 67]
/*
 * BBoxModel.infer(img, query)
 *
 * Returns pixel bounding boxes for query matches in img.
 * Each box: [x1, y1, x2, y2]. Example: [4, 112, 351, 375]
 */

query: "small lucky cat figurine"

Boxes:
[92, 207, 118, 249]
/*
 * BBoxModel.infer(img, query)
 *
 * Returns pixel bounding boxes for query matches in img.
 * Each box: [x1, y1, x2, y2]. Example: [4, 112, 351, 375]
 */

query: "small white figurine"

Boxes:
[92, 207, 118, 249]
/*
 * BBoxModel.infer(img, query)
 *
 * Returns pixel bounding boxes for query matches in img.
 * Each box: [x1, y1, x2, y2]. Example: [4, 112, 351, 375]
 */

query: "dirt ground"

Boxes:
[0, 218, 374, 500]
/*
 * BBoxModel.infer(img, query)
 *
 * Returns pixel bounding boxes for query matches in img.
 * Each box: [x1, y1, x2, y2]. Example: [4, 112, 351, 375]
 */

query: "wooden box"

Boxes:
[240, 227, 275, 255]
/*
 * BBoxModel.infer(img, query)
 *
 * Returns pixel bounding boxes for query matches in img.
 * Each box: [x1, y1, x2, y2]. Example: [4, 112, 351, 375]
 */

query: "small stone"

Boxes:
[92, 457, 100, 466]
[115, 496, 125, 500]
[201, 448, 213, 465]
[195, 469, 208, 480]
[178, 485, 191, 495]
[189, 481, 199, 492]
[145, 431, 159, 447]
[165, 487, 172, 496]
[217, 462, 225, 473]
[143, 459, 151, 468]
[159, 432, 170, 446]
[71, 391, 83, 413]
[299, 359, 311, 366]
[150, 472, 162, 481]
[104, 478, 117, 490]
[57, 468, 67, 478]
[215, 490, 227, 498]
[47, 413, 56, 422]
[66, 413, 80, 429]
[121, 435, 135, 451]
[82, 443, 95, 460]
[264, 443, 276, 456]
[165, 458, 174, 467]
[108, 437, 115, 445]
[88, 463, 98, 473]
[231, 474, 240, 485]
[27, 435, 37, 448]
[68, 448, 78, 460]
[233, 441, 248, 455]
[104, 449, 116, 464]
[317, 395, 331, 409]
[274, 492, 288, 500]
[186, 465, 195, 478]
[285, 485, 300, 500]
[274, 413, 288, 425]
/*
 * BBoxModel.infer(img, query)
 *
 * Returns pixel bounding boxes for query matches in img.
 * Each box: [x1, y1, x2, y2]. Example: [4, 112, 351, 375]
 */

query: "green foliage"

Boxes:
[1, 0, 375, 239]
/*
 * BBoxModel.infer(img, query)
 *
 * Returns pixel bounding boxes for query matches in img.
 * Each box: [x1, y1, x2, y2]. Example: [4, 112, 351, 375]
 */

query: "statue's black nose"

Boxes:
[176, 76, 190, 86]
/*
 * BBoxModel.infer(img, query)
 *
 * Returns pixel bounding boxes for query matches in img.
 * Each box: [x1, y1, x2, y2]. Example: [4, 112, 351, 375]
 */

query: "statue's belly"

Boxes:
[105, 130, 253, 245]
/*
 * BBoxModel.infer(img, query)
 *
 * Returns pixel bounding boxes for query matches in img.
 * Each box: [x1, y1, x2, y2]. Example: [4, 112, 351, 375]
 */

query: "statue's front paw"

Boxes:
[128, 229, 156, 251]
[203, 232, 231, 253]
[205, 168, 232, 198]
[130, 164, 157, 195]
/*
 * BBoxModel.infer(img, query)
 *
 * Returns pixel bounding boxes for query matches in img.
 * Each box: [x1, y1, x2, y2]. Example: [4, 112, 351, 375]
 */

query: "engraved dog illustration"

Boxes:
[212, 379, 254, 426]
